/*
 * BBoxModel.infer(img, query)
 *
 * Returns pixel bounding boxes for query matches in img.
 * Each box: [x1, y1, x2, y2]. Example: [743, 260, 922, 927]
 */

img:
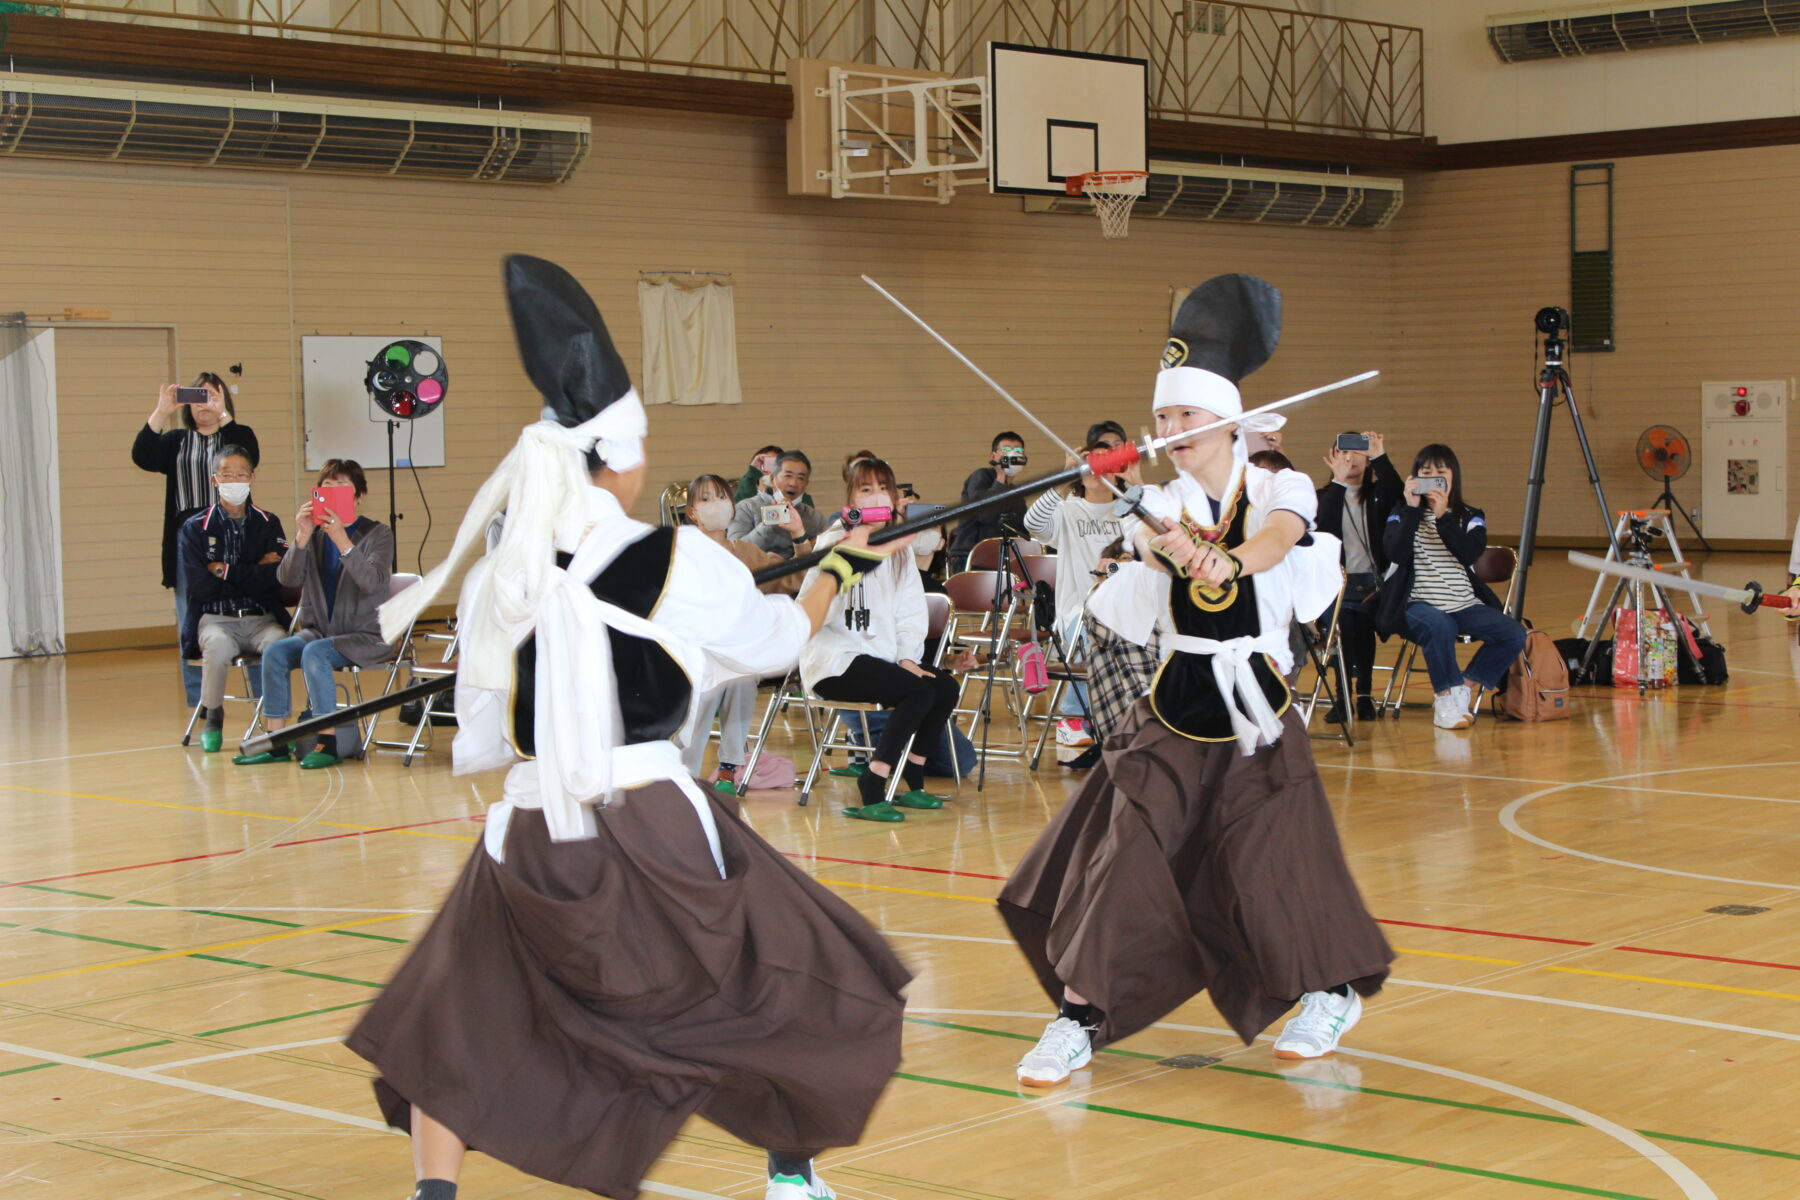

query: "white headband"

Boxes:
[538, 388, 647, 472]
[1153, 366, 1242, 417]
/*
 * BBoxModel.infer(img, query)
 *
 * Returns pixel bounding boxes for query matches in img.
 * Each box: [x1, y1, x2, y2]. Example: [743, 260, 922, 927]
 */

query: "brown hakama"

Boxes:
[347, 784, 911, 1200]
[998, 701, 1393, 1047]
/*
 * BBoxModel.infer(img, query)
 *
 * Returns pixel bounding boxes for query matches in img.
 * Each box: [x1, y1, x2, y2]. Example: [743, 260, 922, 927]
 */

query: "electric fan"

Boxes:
[1635, 425, 1709, 551]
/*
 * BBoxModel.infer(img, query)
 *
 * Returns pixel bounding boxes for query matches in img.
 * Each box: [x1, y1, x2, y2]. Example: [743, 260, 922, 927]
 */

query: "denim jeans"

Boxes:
[1403, 601, 1528, 693]
[261, 635, 356, 749]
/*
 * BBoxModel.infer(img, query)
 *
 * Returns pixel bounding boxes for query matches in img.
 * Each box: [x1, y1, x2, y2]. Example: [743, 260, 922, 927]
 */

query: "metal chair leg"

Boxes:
[798, 710, 839, 807]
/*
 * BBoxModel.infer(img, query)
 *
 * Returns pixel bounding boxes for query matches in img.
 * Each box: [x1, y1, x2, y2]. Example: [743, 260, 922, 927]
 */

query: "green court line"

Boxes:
[893, 1071, 1660, 1200]
[195, 998, 376, 1039]
[904, 1015, 1800, 1166]
[0, 1037, 173, 1078]
[13, 883, 411, 943]
[0, 1116, 324, 1200]
[0, 920, 162, 952]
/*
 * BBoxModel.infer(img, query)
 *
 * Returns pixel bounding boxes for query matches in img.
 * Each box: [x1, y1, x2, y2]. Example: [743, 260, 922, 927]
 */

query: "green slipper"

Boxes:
[893, 789, 944, 810]
[829, 763, 869, 778]
[712, 779, 739, 795]
[232, 750, 292, 766]
[298, 751, 342, 770]
[200, 730, 222, 753]
[842, 801, 904, 823]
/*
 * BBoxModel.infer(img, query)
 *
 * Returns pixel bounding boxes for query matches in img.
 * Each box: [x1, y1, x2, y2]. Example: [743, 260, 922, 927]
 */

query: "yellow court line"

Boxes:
[0, 783, 474, 842]
[0, 914, 409, 990]
[1542, 965, 1800, 1002]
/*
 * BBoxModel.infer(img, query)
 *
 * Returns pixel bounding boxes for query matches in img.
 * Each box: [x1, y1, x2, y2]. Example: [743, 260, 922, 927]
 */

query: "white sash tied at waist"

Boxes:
[1160, 629, 1291, 755]
[487, 740, 725, 878]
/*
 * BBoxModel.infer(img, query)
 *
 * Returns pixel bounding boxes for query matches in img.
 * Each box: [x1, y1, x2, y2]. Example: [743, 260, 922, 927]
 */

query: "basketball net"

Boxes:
[1069, 171, 1148, 239]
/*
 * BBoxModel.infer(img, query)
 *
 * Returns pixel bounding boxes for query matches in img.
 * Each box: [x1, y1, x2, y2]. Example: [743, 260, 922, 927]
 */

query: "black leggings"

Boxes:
[814, 656, 960, 771]
[1338, 604, 1378, 695]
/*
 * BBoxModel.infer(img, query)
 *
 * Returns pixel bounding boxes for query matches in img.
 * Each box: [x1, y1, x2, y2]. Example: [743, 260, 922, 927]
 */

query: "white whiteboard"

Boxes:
[302, 335, 447, 471]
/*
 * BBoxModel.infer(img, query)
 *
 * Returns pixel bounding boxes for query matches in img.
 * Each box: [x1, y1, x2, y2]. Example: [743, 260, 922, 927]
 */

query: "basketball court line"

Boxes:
[0, 743, 178, 769]
[0, 783, 483, 844]
[1499, 761, 1800, 889]
[1320, 761, 1800, 806]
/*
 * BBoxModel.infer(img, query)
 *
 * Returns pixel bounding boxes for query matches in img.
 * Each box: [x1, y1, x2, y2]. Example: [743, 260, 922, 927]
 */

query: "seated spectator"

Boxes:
[680, 473, 798, 789]
[1316, 431, 1403, 722]
[179, 445, 289, 752]
[232, 460, 395, 769]
[1024, 438, 1136, 753]
[133, 372, 260, 706]
[1081, 537, 1160, 756]
[843, 448, 878, 481]
[728, 450, 827, 558]
[948, 431, 1029, 569]
[1086, 420, 1128, 450]
[1248, 448, 1294, 471]
[1377, 443, 1526, 730]
[802, 458, 958, 823]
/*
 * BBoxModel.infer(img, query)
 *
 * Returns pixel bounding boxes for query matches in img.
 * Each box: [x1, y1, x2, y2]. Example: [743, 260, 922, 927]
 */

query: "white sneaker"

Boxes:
[1452, 683, 1475, 728]
[765, 1170, 835, 1200]
[1055, 718, 1095, 748]
[1431, 692, 1462, 730]
[1017, 1016, 1094, 1088]
[1273, 989, 1362, 1060]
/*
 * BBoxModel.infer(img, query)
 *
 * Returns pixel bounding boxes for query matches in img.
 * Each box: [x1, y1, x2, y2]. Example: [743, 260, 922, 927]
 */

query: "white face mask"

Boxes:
[912, 529, 942, 556]
[693, 497, 734, 532]
[1001, 464, 1022, 479]
[861, 492, 893, 512]
[217, 481, 251, 506]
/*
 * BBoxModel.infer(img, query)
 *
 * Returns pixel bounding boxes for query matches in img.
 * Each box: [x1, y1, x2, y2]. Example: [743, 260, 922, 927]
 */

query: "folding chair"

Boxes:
[378, 623, 458, 766]
[181, 594, 302, 746]
[794, 594, 957, 807]
[732, 670, 813, 796]
[336, 573, 423, 755]
[1381, 547, 1520, 719]
[942, 569, 1033, 759]
[968, 537, 1044, 571]
[1296, 579, 1355, 745]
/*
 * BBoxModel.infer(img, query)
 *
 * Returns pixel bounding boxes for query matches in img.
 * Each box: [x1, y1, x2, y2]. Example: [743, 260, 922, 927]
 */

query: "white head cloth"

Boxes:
[1153, 365, 1241, 416]
[378, 389, 647, 691]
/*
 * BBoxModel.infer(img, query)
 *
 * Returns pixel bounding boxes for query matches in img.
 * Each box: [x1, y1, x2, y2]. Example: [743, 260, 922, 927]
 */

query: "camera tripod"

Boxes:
[1576, 516, 1700, 689]
[969, 522, 1094, 790]
[1510, 307, 1619, 622]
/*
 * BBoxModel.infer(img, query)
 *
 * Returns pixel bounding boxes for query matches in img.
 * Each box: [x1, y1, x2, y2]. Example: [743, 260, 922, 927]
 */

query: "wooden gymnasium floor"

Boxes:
[3, 552, 1798, 1200]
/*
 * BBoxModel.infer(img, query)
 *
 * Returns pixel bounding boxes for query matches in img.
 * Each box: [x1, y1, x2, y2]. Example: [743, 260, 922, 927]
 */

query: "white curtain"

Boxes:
[637, 276, 742, 407]
[0, 320, 65, 657]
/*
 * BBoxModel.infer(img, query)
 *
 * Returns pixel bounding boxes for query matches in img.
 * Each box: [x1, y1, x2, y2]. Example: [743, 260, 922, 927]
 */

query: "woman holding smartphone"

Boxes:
[1377, 444, 1526, 730]
[232, 460, 394, 769]
[802, 458, 952, 823]
[680, 473, 798, 790]
[133, 373, 259, 706]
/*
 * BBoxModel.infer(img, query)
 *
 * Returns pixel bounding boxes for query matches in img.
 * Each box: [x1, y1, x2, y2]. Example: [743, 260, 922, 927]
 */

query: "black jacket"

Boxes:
[1315, 453, 1404, 576]
[949, 465, 1028, 566]
[132, 421, 261, 589]
[177, 501, 291, 658]
[1376, 503, 1502, 638]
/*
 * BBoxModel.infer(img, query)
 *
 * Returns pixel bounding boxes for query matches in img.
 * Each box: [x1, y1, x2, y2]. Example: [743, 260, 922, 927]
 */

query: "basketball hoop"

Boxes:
[1067, 170, 1148, 239]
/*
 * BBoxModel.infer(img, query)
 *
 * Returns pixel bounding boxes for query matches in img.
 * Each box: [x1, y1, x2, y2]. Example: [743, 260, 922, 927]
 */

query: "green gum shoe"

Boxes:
[232, 751, 291, 766]
[712, 779, 739, 795]
[199, 730, 223, 753]
[893, 789, 944, 810]
[299, 751, 342, 770]
[828, 763, 868, 778]
[842, 801, 904, 823]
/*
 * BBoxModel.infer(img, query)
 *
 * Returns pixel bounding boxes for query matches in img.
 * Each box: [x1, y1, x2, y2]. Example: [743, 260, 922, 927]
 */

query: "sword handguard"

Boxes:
[1741, 580, 1764, 614]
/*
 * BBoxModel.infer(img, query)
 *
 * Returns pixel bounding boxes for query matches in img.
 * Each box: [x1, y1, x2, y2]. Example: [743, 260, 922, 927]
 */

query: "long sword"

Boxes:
[1566, 552, 1796, 613]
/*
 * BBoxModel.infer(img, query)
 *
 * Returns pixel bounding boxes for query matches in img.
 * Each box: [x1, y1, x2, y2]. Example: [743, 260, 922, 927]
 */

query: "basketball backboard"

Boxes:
[987, 43, 1147, 196]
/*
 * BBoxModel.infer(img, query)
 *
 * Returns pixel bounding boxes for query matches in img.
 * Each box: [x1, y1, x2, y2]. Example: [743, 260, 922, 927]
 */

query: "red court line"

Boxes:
[4, 816, 482, 887]
[783, 852, 1800, 975]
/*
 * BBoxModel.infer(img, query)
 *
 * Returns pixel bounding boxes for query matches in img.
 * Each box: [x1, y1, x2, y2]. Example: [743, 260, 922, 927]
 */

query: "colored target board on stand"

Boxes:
[366, 338, 449, 419]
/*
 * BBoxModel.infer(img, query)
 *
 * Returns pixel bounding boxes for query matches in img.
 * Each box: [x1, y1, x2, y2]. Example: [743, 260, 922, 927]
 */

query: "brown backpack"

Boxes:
[1497, 629, 1573, 722]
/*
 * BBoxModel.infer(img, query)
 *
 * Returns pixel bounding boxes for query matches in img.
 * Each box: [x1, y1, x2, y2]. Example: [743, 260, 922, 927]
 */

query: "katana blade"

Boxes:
[1566, 552, 1793, 612]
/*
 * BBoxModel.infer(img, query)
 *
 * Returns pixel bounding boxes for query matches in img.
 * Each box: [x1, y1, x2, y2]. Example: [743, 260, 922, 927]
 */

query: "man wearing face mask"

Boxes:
[948, 431, 1029, 570]
[177, 446, 290, 751]
[728, 451, 827, 559]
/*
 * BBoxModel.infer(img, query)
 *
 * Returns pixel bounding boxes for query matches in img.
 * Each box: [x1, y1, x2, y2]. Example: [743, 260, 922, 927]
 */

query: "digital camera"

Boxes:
[841, 505, 893, 527]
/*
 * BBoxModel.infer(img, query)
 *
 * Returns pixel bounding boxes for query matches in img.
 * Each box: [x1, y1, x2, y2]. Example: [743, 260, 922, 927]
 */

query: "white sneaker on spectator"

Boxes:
[1273, 989, 1362, 1060]
[1055, 718, 1094, 748]
[1451, 683, 1475, 728]
[1017, 1016, 1093, 1088]
[765, 1172, 835, 1200]
[1432, 692, 1464, 730]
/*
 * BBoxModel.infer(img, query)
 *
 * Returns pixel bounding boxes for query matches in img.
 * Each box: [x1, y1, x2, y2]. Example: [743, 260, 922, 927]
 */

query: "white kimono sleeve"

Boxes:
[663, 526, 812, 691]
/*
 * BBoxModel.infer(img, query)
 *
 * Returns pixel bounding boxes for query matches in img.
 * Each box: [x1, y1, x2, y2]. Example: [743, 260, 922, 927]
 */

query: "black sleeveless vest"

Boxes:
[1148, 485, 1292, 742]
[509, 526, 693, 757]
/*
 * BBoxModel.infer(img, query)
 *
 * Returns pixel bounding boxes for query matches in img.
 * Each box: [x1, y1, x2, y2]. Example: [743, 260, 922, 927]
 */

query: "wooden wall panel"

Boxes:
[1386, 144, 1800, 546]
[0, 108, 1395, 642]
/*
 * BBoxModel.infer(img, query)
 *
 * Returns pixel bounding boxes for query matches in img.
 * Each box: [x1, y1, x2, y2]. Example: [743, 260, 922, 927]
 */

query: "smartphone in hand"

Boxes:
[174, 386, 209, 405]
[311, 485, 356, 525]
[1415, 476, 1448, 493]
[1335, 432, 1371, 452]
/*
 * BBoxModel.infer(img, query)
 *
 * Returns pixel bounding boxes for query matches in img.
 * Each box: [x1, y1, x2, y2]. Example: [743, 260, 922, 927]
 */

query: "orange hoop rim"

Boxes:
[1066, 170, 1149, 196]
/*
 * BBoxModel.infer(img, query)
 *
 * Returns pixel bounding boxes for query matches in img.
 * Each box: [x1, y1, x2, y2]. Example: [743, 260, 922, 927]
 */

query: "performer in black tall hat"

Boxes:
[1000, 274, 1394, 1089]
[349, 256, 910, 1200]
